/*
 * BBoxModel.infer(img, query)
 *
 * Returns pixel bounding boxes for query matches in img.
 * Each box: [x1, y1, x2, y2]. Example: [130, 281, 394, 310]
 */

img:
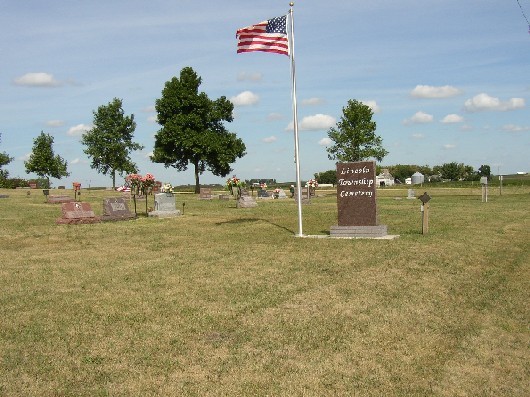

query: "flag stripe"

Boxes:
[236, 16, 289, 56]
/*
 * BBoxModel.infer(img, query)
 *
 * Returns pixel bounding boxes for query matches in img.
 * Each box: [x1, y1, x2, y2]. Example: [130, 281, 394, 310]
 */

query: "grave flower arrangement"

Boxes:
[125, 173, 156, 215]
[260, 182, 267, 190]
[125, 174, 143, 195]
[141, 173, 156, 194]
[226, 176, 244, 197]
[162, 183, 174, 194]
[273, 187, 281, 199]
[305, 179, 318, 189]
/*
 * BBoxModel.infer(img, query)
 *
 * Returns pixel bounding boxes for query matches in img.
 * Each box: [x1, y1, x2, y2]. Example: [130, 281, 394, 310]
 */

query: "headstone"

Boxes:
[237, 195, 257, 208]
[0, 194, 9, 199]
[219, 194, 230, 200]
[277, 189, 287, 199]
[199, 188, 213, 200]
[56, 202, 100, 224]
[257, 189, 270, 198]
[148, 193, 181, 218]
[331, 161, 387, 238]
[101, 197, 136, 222]
[407, 189, 416, 199]
[47, 195, 75, 204]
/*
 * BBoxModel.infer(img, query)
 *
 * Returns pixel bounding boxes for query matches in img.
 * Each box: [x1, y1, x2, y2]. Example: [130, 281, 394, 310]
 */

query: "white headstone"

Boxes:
[149, 193, 181, 218]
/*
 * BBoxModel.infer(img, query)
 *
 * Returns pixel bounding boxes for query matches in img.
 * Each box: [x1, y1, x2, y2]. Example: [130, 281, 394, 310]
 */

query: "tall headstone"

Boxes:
[148, 193, 181, 218]
[101, 197, 136, 221]
[330, 161, 387, 237]
[199, 188, 213, 200]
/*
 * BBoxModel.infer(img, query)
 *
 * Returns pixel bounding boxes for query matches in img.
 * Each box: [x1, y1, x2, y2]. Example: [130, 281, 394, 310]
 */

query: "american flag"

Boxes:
[236, 15, 289, 56]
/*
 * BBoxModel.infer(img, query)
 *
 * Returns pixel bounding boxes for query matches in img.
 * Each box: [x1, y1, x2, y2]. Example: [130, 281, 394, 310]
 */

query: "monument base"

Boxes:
[330, 225, 388, 238]
[148, 210, 181, 218]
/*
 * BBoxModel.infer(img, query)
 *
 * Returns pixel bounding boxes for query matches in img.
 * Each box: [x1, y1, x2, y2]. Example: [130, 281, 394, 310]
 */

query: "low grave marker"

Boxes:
[148, 193, 181, 218]
[199, 188, 213, 200]
[101, 197, 136, 222]
[56, 202, 100, 225]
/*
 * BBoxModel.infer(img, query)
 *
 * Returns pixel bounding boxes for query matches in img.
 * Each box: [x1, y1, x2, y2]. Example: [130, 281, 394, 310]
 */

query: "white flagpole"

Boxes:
[289, 2, 303, 237]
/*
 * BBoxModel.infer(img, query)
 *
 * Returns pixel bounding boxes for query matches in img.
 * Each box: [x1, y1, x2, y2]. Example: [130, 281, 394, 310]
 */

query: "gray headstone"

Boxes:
[277, 189, 287, 199]
[237, 195, 257, 208]
[149, 193, 181, 218]
[407, 189, 416, 199]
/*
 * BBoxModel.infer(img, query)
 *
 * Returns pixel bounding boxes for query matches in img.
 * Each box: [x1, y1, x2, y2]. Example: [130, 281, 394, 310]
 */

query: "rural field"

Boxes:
[0, 185, 528, 396]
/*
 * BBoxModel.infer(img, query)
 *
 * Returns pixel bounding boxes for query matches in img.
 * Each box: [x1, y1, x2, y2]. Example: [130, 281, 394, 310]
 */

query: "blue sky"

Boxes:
[1, 0, 529, 187]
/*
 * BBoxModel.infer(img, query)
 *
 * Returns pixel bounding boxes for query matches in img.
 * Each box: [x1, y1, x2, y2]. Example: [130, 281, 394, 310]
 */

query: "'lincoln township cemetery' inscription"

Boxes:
[336, 161, 377, 226]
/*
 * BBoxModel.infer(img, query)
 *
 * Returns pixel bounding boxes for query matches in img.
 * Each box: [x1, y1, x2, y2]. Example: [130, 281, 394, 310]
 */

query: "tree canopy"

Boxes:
[0, 133, 13, 180]
[82, 98, 144, 188]
[24, 131, 69, 187]
[326, 99, 388, 163]
[151, 67, 246, 193]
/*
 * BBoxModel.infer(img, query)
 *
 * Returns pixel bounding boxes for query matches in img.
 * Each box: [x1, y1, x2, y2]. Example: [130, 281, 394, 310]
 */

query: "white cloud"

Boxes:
[46, 120, 65, 128]
[318, 137, 332, 146]
[410, 85, 462, 98]
[267, 112, 284, 121]
[441, 114, 464, 123]
[147, 115, 158, 123]
[145, 151, 154, 158]
[14, 72, 61, 87]
[411, 133, 424, 139]
[230, 91, 259, 106]
[404, 111, 434, 124]
[143, 105, 156, 112]
[443, 144, 456, 150]
[237, 72, 263, 82]
[361, 100, 381, 113]
[67, 124, 92, 136]
[302, 97, 324, 106]
[70, 158, 81, 165]
[464, 93, 525, 112]
[18, 153, 31, 161]
[501, 124, 530, 133]
[262, 136, 277, 143]
[286, 114, 336, 131]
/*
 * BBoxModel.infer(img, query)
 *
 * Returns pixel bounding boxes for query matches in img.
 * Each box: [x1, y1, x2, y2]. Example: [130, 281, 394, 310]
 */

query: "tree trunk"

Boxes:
[194, 161, 200, 194]
[112, 170, 116, 189]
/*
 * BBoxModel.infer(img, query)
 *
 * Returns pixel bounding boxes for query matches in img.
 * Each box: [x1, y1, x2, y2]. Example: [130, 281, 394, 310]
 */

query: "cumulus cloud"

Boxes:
[67, 124, 92, 136]
[237, 72, 263, 82]
[501, 124, 530, 133]
[441, 114, 464, 123]
[142, 105, 156, 112]
[230, 91, 259, 106]
[411, 133, 424, 139]
[302, 97, 324, 106]
[286, 114, 336, 131]
[46, 120, 65, 128]
[147, 115, 158, 123]
[410, 85, 462, 98]
[145, 151, 154, 158]
[18, 153, 31, 161]
[318, 137, 332, 146]
[14, 72, 61, 87]
[443, 144, 456, 150]
[70, 158, 82, 165]
[361, 100, 381, 113]
[464, 93, 525, 112]
[404, 111, 434, 124]
[262, 136, 277, 143]
[267, 112, 284, 121]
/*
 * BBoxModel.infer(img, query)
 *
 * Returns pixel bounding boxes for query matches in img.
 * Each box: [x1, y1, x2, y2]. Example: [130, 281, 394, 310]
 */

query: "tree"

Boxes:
[82, 98, 144, 189]
[0, 133, 13, 180]
[24, 132, 69, 187]
[434, 162, 476, 181]
[314, 170, 337, 185]
[478, 164, 491, 179]
[326, 99, 388, 163]
[152, 67, 246, 193]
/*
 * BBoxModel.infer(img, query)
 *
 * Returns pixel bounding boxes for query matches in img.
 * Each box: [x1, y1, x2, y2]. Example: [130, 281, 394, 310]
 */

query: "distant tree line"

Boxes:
[315, 163, 492, 185]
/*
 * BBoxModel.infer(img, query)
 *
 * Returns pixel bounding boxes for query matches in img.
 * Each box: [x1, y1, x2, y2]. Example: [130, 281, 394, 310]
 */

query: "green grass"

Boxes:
[0, 186, 528, 396]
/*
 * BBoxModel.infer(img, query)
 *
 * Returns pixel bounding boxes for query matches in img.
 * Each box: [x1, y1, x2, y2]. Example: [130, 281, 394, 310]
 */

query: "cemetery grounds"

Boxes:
[0, 185, 528, 396]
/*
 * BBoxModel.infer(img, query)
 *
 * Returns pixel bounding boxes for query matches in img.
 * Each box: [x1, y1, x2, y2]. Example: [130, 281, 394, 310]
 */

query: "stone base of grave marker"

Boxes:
[219, 194, 230, 200]
[0, 194, 9, 199]
[330, 225, 388, 238]
[48, 195, 75, 204]
[56, 202, 100, 225]
[237, 196, 257, 208]
[101, 197, 136, 222]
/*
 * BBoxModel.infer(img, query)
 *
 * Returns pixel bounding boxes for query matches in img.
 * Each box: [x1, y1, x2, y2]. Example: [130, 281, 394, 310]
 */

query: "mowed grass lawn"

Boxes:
[0, 186, 528, 396]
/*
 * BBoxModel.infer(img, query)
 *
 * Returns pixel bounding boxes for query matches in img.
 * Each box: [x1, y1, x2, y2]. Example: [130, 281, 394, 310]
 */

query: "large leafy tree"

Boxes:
[82, 98, 144, 188]
[152, 67, 246, 193]
[24, 131, 69, 187]
[326, 99, 388, 162]
[0, 133, 13, 180]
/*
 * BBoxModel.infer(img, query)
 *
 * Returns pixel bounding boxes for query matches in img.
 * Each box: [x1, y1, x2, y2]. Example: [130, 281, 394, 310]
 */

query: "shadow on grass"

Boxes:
[216, 217, 295, 234]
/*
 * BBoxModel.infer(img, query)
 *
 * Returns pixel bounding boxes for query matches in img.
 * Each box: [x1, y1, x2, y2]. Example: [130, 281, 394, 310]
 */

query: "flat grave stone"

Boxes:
[56, 202, 100, 225]
[148, 193, 181, 218]
[407, 189, 416, 199]
[219, 194, 230, 200]
[257, 189, 270, 198]
[101, 197, 136, 222]
[0, 194, 9, 199]
[48, 195, 75, 204]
